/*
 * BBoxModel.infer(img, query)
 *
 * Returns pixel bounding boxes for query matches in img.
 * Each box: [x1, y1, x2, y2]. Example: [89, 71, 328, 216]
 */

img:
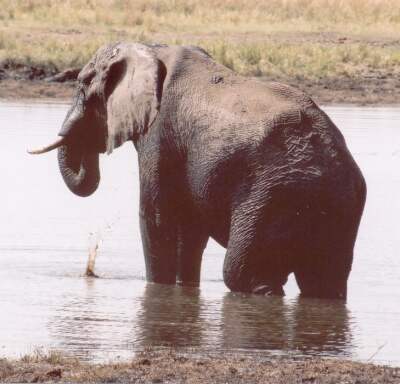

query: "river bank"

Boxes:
[0, 64, 398, 105]
[1, 1, 400, 105]
[1, 349, 399, 383]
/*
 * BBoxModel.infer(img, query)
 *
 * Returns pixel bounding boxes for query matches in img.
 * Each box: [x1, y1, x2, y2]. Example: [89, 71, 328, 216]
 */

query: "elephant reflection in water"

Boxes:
[51, 281, 203, 356]
[136, 285, 353, 356]
[50, 280, 352, 357]
[53, 283, 203, 351]
[290, 297, 353, 356]
[221, 293, 290, 351]
[49, 279, 352, 358]
[221, 293, 353, 356]
[135, 283, 203, 348]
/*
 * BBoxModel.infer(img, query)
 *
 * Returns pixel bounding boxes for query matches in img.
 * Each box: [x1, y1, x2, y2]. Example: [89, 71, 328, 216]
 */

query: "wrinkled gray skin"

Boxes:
[39, 42, 366, 299]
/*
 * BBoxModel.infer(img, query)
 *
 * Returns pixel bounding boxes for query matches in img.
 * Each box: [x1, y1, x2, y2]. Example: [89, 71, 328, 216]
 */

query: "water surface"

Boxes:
[0, 103, 399, 365]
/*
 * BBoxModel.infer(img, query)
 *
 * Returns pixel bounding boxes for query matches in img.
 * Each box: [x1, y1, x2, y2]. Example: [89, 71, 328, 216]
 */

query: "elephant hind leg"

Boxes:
[293, 218, 355, 300]
[293, 208, 357, 300]
[222, 179, 361, 298]
[294, 251, 352, 300]
[222, 206, 293, 296]
[223, 238, 290, 296]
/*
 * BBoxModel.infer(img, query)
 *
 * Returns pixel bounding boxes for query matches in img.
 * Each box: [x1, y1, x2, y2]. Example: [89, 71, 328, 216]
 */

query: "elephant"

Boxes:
[29, 42, 366, 299]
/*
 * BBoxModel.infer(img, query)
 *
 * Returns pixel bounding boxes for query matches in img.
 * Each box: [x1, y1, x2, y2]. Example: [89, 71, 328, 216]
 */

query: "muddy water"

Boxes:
[0, 102, 399, 366]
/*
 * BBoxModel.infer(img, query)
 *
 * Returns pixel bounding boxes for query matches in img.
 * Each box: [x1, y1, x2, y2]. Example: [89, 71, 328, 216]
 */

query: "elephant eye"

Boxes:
[81, 70, 96, 86]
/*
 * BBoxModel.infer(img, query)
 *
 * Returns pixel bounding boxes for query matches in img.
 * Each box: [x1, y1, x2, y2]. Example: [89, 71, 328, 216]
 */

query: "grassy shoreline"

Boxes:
[0, 1, 400, 105]
[0, 70, 398, 106]
[1, 1, 400, 76]
[1, 349, 400, 383]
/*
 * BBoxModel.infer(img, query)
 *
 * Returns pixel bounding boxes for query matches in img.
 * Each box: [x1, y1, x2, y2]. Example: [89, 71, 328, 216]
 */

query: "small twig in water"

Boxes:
[85, 243, 99, 278]
[84, 216, 120, 277]
[367, 342, 387, 362]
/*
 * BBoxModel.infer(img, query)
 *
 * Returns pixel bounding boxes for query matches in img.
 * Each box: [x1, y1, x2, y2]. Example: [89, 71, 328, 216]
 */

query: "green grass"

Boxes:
[1, 0, 400, 79]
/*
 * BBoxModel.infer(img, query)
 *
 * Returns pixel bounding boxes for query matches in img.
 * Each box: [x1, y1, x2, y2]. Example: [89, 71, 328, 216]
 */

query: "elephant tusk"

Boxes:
[27, 136, 67, 155]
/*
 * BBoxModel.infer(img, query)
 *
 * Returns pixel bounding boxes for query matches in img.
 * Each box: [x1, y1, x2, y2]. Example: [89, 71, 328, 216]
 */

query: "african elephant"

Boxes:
[30, 42, 366, 299]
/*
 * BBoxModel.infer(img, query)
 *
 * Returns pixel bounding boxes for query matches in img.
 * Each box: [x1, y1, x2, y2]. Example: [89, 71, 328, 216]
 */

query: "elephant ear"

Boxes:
[105, 44, 165, 154]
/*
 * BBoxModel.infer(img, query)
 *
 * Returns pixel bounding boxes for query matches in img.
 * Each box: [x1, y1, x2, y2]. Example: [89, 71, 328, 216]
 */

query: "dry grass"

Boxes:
[1, 349, 400, 383]
[2, 0, 400, 34]
[19, 348, 79, 365]
[207, 41, 400, 78]
[0, 0, 400, 79]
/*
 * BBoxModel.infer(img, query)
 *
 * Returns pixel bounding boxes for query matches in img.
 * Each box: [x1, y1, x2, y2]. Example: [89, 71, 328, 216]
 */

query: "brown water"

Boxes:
[0, 102, 399, 366]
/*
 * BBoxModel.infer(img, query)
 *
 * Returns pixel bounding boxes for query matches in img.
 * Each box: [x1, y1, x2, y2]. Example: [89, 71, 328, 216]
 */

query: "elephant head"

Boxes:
[29, 43, 165, 196]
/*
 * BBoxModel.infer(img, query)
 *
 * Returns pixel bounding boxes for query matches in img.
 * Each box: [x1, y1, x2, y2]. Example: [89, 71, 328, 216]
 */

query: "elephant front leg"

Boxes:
[176, 225, 208, 287]
[140, 213, 178, 285]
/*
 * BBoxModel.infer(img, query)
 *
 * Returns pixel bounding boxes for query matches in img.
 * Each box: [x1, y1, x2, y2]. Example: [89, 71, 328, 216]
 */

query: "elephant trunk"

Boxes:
[57, 91, 100, 197]
[57, 144, 99, 197]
